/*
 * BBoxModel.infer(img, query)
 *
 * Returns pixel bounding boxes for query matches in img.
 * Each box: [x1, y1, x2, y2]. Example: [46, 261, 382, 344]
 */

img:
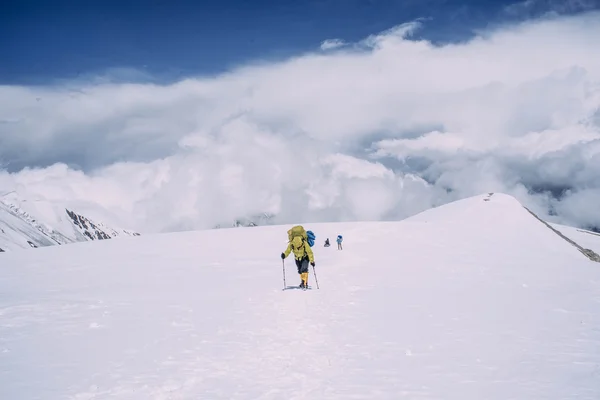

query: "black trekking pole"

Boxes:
[312, 264, 319, 289]
[282, 259, 286, 289]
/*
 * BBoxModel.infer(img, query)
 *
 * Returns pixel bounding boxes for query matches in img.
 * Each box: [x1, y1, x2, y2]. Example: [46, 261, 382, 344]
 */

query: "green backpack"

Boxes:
[287, 225, 307, 241]
[288, 225, 307, 249]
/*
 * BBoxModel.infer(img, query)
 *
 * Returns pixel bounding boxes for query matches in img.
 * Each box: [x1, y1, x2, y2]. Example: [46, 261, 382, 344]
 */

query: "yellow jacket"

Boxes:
[283, 236, 315, 263]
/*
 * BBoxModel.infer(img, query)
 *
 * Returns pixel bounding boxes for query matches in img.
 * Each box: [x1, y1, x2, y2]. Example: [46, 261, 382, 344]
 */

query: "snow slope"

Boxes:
[0, 202, 61, 251]
[550, 223, 600, 256]
[1, 193, 600, 399]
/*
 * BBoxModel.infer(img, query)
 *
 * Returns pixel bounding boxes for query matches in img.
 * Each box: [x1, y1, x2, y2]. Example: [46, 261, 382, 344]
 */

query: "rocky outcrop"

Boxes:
[65, 209, 141, 241]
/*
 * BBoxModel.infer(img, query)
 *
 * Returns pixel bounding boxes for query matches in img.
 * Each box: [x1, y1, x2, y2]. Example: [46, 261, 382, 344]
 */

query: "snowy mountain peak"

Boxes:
[0, 196, 140, 252]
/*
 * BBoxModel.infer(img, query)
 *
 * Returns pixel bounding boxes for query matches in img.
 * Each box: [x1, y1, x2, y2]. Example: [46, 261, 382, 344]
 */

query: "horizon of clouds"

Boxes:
[1, 10, 600, 233]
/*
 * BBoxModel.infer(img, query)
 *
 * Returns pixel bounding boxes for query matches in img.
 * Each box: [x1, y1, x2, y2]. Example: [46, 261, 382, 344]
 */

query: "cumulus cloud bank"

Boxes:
[1, 11, 600, 233]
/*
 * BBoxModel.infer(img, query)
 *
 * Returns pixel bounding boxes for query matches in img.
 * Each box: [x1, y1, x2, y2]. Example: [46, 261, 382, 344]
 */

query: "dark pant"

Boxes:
[295, 256, 309, 274]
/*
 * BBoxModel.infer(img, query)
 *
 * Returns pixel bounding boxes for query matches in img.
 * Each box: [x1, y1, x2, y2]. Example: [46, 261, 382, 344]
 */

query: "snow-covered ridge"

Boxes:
[2, 201, 73, 245]
[492, 192, 600, 263]
[407, 192, 600, 263]
[0, 196, 141, 252]
[522, 203, 600, 262]
[65, 208, 140, 241]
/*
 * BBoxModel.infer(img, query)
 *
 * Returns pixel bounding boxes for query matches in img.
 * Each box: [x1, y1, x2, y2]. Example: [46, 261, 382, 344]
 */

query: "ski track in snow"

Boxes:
[1, 193, 600, 399]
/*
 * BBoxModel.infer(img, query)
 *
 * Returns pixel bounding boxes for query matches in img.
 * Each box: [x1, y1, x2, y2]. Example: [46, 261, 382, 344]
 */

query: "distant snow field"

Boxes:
[1, 193, 599, 399]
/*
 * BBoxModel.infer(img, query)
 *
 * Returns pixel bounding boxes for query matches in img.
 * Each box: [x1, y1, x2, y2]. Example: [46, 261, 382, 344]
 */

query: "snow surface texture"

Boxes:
[1, 193, 600, 399]
[0, 193, 140, 251]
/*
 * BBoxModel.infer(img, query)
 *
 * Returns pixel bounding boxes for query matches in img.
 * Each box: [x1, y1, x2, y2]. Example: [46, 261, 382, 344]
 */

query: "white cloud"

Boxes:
[320, 39, 346, 50]
[504, 0, 600, 17]
[1, 11, 600, 232]
[358, 21, 423, 49]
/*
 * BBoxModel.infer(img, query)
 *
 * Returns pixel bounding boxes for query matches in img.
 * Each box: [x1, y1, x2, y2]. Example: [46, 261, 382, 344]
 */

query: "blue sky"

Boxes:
[3, 0, 596, 84]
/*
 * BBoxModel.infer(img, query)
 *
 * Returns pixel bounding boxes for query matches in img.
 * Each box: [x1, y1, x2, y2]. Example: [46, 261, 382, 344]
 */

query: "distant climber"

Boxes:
[281, 225, 316, 288]
[324, 238, 330, 247]
[336, 235, 343, 250]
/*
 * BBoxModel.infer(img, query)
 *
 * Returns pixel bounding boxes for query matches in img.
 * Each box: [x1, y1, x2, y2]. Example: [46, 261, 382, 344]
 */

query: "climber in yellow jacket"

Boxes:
[281, 226, 315, 288]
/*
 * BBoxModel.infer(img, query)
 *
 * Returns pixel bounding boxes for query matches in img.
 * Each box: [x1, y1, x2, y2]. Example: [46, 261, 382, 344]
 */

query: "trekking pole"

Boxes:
[312, 264, 319, 289]
[282, 259, 286, 289]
